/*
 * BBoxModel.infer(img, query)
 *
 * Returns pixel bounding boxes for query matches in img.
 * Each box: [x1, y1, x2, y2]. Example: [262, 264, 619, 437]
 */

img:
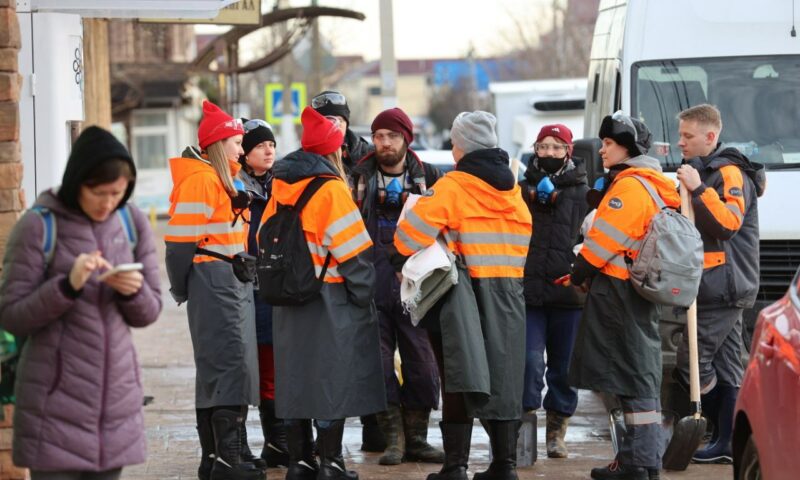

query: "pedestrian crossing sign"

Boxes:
[265, 82, 307, 125]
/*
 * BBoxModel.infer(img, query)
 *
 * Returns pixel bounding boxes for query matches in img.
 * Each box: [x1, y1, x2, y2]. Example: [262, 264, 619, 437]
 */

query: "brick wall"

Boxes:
[0, 0, 23, 263]
[0, 0, 27, 478]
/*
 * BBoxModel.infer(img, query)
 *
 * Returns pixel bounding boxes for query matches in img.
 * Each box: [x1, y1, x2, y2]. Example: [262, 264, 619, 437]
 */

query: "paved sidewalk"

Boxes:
[122, 222, 731, 479]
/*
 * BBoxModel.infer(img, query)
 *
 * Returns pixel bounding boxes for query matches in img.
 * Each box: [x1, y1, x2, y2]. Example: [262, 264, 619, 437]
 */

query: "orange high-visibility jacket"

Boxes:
[261, 174, 373, 284]
[165, 153, 246, 263]
[394, 171, 532, 279]
[579, 167, 680, 281]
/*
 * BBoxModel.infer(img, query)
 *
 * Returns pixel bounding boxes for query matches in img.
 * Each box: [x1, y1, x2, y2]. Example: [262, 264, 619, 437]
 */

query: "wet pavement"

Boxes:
[122, 222, 732, 479]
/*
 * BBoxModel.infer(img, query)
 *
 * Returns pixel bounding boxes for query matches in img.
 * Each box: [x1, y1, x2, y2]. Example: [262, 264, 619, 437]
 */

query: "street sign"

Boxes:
[265, 82, 307, 125]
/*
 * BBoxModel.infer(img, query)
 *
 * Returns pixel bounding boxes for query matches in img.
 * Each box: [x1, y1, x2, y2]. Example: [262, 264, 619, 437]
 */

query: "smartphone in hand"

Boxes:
[98, 262, 143, 281]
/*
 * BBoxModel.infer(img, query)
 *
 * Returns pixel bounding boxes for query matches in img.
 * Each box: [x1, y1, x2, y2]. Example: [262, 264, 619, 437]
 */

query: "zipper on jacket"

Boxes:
[98, 225, 109, 467]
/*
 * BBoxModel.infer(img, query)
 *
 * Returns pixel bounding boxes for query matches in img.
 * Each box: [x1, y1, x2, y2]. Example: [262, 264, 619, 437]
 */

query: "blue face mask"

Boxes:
[384, 178, 403, 207]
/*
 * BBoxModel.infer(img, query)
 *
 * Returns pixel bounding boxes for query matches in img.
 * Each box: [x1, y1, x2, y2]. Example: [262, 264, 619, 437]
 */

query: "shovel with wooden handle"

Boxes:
[662, 181, 707, 471]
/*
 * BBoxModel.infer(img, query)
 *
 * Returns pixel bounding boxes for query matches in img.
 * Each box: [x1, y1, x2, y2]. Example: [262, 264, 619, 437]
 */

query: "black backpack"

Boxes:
[257, 176, 334, 305]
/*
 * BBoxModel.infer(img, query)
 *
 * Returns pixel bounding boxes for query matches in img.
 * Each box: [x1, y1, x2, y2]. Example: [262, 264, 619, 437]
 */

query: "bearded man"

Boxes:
[349, 107, 445, 466]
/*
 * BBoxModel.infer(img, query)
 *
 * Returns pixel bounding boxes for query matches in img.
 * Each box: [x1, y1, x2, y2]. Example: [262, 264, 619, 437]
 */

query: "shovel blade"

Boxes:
[662, 416, 707, 471]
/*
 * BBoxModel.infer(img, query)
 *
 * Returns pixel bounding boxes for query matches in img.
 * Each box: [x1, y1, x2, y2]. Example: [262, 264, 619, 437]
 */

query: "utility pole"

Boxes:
[310, 0, 322, 96]
[378, 0, 397, 109]
[277, 0, 298, 154]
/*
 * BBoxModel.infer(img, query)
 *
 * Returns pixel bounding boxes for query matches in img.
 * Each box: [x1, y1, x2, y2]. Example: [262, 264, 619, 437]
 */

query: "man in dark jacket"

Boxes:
[349, 107, 444, 466]
[674, 104, 766, 464]
[519, 124, 589, 458]
[311, 90, 373, 171]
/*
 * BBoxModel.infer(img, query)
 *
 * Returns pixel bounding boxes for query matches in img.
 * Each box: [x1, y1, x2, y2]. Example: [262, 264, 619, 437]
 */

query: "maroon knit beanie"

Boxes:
[536, 124, 574, 155]
[371, 107, 414, 145]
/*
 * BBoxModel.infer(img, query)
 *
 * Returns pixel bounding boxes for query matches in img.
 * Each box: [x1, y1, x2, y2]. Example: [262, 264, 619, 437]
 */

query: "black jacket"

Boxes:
[687, 145, 766, 308]
[342, 129, 373, 172]
[519, 157, 590, 308]
[351, 149, 441, 308]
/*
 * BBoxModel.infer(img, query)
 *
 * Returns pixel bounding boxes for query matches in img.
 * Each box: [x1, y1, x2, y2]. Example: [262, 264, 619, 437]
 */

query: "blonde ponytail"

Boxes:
[324, 149, 348, 183]
[206, 141, 236, 196]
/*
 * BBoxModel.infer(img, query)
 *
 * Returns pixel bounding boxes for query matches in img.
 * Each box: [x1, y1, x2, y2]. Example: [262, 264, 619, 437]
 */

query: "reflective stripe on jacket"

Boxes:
[579, 164, 680, 281]
[166, 154, 246, 263]
[261, 175, 373, 284]
[394, 171, 532, 278]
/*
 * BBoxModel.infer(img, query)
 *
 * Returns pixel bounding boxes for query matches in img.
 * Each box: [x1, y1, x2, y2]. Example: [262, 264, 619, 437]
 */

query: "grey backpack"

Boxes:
[626, 175, 703, 307]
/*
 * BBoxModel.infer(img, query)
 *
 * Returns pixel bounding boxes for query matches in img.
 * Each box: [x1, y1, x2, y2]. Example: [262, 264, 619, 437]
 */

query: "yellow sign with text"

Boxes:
[141, 0, 261, 26]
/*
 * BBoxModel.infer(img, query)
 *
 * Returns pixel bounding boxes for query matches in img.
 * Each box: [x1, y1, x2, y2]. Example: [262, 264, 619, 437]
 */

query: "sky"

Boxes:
[306, 0, 550, 60]
[202, 0, 553, 61]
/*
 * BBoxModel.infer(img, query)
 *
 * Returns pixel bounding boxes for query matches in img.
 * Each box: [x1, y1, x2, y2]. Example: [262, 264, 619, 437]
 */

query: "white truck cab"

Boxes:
[581, 0, 800, 385]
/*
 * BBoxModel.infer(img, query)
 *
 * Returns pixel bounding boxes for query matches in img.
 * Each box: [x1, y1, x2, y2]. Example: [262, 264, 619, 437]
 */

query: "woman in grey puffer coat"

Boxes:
[0, 126, 162, 480]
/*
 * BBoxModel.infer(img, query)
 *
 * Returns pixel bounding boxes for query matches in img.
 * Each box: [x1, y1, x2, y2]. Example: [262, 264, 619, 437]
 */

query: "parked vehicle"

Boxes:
[732, 266, 800, 480]
[579, 0, 800, 385]
[489, 78, 586, 160]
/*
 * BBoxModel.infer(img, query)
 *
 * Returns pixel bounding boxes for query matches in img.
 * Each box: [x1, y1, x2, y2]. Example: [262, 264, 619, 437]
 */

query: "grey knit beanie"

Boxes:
[450, 111, 498, 154]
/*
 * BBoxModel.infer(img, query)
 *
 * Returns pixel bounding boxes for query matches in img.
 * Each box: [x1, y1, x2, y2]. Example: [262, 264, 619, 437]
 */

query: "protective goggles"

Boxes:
[311, 92, 347, 109]
[243, 118, 271, 133]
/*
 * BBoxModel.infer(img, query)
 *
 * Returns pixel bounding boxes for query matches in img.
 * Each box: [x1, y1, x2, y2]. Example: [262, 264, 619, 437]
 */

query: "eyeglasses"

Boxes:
[372, 132, 404, 143]
[311, 92, 347, 109]
[243, 118, 271, 133]
[534, 143, 569, 154]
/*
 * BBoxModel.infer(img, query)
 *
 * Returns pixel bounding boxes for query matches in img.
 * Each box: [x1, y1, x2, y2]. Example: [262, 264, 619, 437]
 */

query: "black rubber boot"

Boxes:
[692, 385, 737, 464]
[404, 409, 444, 463]
[376, 405, 404, 465]
[359, 414, 386, 452]
[473, 420, 520, 480]
[316, 419, 358, 480]
[426, 422, 472, 480]
[259, 399, 290, 467]
[286, 420, 319, 480]
[239, 407, 267, 471]
[209, 409, 264, 480]
[197, 408, 215, 480]
[590, 461, 648, 480]
[699, 387, 721, 444]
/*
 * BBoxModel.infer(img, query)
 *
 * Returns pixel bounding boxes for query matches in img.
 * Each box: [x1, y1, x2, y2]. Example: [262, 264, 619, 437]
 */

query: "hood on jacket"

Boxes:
[270, 150, 345, 206]
[58, 126, 137, 213]
[687, 144, 767, 198]
[615, 161, 680, 208]
[448, 173, 526, 217]
[455, 148, 516, 191]
[352, 148, 426, 180]
[168, 146, 240, 201]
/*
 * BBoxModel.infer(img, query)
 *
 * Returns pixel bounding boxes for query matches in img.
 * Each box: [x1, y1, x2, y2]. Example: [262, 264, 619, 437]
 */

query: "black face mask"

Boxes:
[538, 156, 566, 175]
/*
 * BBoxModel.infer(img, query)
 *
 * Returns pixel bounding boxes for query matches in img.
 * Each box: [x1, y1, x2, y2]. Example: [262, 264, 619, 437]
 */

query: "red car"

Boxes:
[733, 267, 800, 480]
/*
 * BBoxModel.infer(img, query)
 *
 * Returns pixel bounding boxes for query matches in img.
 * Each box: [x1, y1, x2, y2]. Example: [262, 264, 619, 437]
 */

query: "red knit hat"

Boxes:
[301, 106, 344, 156]
[536, 123, 574, 155]
[198, 100, 244, 149]
[371, 107, 414, 145]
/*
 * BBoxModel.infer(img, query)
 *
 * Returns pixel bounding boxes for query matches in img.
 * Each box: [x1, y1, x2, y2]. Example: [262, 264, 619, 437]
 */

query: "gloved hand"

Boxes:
[230, 190, 252, 210]
[592, 176, 607, 191]
[586, 176, 608, 209]
[536, 176, 558, 204]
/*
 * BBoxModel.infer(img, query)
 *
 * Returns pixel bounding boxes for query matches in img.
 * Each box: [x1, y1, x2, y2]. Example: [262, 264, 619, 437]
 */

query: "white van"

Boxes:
[581, 0, 800, 373]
